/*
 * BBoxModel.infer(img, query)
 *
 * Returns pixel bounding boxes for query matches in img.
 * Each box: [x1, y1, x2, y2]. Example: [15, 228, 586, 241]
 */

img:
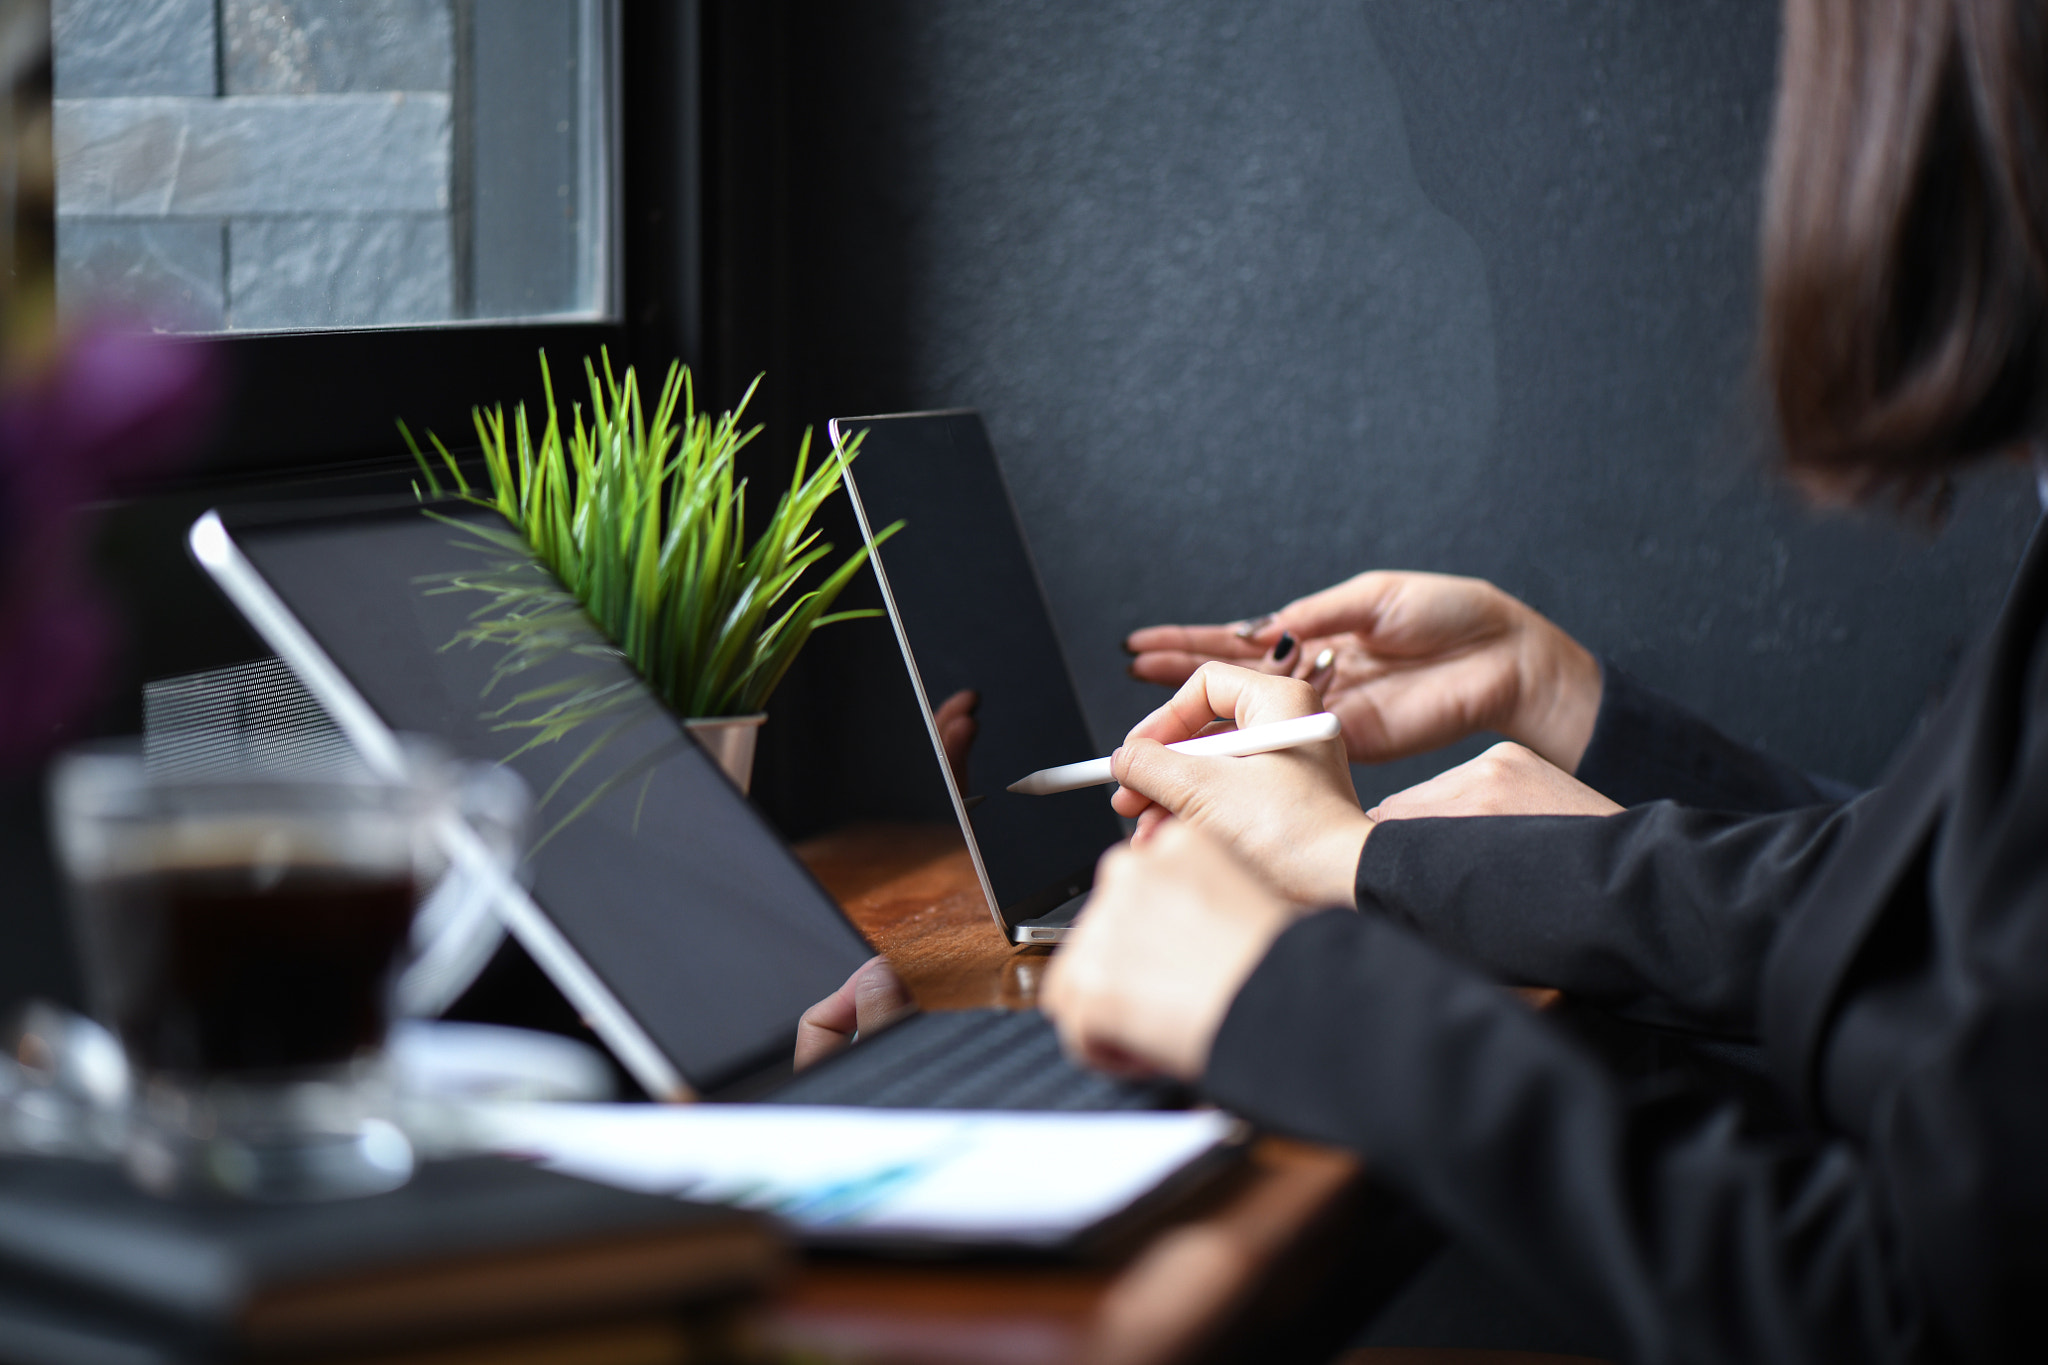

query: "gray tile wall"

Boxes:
[55, 219, 225, 331]
[230, 214, 452, 328]
[223, 0, 453, 95]
[52, 0, 214, 98]
[52, 0, 454, 331]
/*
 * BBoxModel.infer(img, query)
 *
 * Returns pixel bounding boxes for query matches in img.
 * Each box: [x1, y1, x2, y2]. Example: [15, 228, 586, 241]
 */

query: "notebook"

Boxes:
[0, 1154, 777, 1362]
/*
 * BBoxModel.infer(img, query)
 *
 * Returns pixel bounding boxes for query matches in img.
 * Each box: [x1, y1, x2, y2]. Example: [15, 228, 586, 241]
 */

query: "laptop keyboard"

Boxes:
[764, 1009, 1184, 1111]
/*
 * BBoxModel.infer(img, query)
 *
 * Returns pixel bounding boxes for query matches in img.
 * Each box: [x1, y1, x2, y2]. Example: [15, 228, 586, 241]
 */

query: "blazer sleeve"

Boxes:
[1577, 661, 1859, 811]
[1356, 798, 1863, 1037]
[1203, 910, 1919, 1365]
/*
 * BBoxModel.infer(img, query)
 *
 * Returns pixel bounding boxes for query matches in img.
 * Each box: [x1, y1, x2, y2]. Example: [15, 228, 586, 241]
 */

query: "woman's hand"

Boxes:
[1368, 741, 1623, 821]
[1124, 571, 1602, 772]
[793, 955, 919, 1070]
[1110, 663, 1373, 908]
[1041, 820, 1298, 1081]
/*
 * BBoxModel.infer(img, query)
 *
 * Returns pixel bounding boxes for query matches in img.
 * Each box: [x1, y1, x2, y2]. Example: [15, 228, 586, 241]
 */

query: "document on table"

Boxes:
[472, 1104, 1241, 1246]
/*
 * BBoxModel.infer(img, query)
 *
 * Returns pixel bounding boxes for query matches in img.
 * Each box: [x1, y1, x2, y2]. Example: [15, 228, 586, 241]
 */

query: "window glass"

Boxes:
[50, 0, 614, 334]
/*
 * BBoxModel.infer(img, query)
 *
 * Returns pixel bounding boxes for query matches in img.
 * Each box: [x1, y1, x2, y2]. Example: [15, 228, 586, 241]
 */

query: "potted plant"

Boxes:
[405, 350, 893, 795]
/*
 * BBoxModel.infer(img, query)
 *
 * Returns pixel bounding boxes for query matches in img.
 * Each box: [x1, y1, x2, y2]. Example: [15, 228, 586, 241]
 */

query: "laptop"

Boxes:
[187, 499, 1180, 1115]
[828, 411, 1126, 945]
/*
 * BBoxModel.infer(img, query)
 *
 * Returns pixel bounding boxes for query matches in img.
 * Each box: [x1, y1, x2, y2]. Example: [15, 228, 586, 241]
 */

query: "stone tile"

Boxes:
[55, 217, 226, 331]
[56, 94, 450, 217]
[52, 0, 216, 98]
[223, 0, 452, 94]
[227, 214, 452, 329]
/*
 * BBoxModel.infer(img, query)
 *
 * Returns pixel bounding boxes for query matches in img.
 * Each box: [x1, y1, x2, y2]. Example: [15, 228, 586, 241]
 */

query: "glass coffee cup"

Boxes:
[49, 740, 526, 1201]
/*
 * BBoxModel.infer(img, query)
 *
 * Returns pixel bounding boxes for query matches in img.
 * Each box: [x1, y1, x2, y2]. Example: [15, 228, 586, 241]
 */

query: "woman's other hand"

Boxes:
[1041, 820, 1298, 1081]
[793, 955, 918, 1070]
[1368, 741, 1624, 821]
[1110, 663, 1373, 907]
[1125, 571, 1602, 772]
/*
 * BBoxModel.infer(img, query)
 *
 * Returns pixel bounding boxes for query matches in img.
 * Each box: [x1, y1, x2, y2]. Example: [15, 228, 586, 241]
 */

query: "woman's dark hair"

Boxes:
[1763, 0, 2048, 498]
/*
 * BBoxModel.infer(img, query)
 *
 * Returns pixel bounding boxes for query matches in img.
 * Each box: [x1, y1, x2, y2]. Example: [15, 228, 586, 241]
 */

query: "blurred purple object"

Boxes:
[0, 325, 219, 770]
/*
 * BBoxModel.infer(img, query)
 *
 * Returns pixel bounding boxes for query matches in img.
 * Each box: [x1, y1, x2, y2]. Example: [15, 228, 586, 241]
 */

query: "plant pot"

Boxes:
[683, 713, 767, 795]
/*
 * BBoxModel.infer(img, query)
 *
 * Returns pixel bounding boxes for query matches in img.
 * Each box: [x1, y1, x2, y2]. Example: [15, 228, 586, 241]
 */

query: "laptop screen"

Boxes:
[833, 412, 1126, 918]
[224, 502, 878, 1094]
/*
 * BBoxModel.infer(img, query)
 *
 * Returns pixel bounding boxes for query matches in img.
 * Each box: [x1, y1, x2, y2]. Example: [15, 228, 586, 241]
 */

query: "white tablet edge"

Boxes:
[188, 510, 692, 1102]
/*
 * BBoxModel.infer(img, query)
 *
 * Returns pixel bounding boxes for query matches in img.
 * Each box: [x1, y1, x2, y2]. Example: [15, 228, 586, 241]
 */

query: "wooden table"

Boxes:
[766, 824, 1440, 1365]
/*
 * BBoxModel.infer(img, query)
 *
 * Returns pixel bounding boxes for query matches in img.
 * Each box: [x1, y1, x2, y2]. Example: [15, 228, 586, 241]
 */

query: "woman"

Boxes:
[1041, 1, 2048, 1359]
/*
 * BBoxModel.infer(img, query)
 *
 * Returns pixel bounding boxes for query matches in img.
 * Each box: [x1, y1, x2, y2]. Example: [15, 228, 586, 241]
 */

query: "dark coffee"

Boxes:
[76, 863, 417, 1075]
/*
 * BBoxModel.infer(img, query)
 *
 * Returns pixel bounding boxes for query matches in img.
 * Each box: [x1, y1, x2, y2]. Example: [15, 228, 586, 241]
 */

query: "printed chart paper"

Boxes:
[474, 1104, 1238, 1245]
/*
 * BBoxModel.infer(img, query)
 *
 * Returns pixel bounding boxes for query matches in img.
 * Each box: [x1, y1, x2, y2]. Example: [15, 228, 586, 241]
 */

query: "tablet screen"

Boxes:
[836, 413, 1125, 918]
[227, 502, 877, 1094]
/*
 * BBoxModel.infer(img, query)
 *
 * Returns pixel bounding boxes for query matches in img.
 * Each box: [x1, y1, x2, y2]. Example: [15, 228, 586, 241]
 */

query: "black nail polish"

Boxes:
[1271, 632, 1297, 662]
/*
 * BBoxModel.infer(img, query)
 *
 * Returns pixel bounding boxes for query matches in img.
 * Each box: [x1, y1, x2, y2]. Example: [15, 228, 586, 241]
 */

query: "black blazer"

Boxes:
[1203, 515, 2048, 1364]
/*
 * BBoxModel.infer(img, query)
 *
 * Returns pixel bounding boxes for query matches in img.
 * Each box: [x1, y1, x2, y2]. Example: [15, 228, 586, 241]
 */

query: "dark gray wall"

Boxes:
[764, 0, 2041, 821]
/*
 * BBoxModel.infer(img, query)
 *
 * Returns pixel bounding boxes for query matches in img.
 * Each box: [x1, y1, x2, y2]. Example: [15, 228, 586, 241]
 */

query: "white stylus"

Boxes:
[1006, 712, 1343, 796]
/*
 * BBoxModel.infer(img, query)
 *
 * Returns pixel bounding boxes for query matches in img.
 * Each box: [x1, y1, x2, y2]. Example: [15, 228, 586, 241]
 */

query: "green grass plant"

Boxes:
[405, 350, 895, 720]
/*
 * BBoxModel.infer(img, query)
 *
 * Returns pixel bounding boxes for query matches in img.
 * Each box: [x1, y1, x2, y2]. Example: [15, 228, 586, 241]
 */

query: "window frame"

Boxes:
[108, 0, 700, 496]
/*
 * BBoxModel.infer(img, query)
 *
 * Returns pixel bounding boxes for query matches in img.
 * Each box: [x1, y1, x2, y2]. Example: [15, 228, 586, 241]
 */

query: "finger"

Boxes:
[1140, 814, 1204, 860]
[793, 1006, 855, 1069]
[1127, 661, 1321, 745]
[1123, 694, 1219, 748]
[1232, 613, 1282, 644]
[1127, 637, 1271, 685]
[1270, 570, 1402, 640]
[793, 961, 870, 1070]
[1124, 624, 1270, 657]
[851, 956, 918, 1036]
[1110, 737, 1213, 817]
[792, 1018, 853, 1070]
[1202, 649, 1300, 681]
[1285, 638, 1339, 685]
[1131, 805, 1173, 843]
[1110, 752, 1157, 818]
